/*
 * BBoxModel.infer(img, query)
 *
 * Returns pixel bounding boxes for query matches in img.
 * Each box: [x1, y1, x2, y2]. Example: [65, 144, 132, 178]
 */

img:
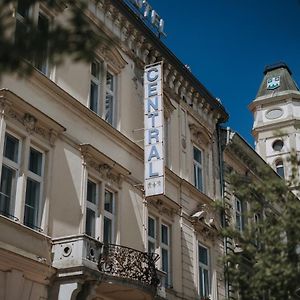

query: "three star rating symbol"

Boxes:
[148, 180, 162, 189]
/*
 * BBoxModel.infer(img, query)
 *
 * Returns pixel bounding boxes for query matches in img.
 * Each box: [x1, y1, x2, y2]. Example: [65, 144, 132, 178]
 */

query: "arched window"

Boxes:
[275, 160, 285, 178]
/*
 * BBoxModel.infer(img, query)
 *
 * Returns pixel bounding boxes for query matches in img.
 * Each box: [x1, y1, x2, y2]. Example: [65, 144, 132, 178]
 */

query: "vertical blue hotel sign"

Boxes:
[144, 62, 164, 197]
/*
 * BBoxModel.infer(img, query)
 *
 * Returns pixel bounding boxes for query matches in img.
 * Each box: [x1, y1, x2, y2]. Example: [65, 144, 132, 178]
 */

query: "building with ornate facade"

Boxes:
[0, 1, 230, 300]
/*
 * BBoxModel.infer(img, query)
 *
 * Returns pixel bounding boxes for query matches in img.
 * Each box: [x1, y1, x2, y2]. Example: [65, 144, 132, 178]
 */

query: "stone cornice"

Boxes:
[86, 0, 228, 123]
[28, 69, 144, 162]
[80, 143, 131, 189]
[0, 89, 65, 146]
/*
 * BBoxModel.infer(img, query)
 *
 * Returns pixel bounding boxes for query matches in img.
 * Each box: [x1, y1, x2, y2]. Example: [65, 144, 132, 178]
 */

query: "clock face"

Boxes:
[265, 108, 283, 120]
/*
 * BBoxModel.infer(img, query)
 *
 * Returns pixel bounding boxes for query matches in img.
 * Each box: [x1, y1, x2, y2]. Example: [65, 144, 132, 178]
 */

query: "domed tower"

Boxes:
[249, 63, 300, 180]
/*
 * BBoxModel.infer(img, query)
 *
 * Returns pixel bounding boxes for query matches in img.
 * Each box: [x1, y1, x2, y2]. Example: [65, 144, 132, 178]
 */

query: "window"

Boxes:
[193, 146, 204, 192]
[103, 189, 115, 244]
[16, 2, 50, 75]
[24, 147, 44, 229]
[105, 72, 115, 125]
[275, 160, 285, 178]
[198, 244, 210, 298]
[0, 134, 20, 218]
[148, 216, 156, 254]
[272, 140, 284, 152]
[85, 179, 98, 238]
[148, 215, 172, 287]
[0, 130, 47, 230]
[89, 61, 116, 126]
[235, 198, 244, 232]
[161, 223, 170, 286]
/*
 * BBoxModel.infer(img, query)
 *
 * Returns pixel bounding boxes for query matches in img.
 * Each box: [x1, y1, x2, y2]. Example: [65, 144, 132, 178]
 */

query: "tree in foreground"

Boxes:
[223, 156, 300, 300]
[0, 0, 106, 77]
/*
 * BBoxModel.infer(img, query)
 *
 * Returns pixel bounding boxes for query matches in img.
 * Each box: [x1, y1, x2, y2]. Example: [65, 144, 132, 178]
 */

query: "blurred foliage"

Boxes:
[222, 155, 300, 300]
[0, 0, 106, 77]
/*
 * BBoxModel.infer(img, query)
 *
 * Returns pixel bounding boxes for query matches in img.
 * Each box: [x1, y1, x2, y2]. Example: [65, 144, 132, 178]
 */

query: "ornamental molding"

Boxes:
[0, 91, 65, 146]
[190, 203, 220, 241]
[189, 122, 213, 146]
[80, 144, 130, 189]
[96, 45, 128, 72]
[147, 196, 181, 220]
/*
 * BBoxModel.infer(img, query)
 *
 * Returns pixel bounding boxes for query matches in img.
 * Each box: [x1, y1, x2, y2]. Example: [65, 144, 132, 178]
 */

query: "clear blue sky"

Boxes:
[149, 0, 300, 146]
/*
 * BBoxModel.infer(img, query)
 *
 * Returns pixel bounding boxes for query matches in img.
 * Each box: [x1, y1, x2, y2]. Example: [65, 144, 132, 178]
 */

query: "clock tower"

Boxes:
[249, 63, 300, 180]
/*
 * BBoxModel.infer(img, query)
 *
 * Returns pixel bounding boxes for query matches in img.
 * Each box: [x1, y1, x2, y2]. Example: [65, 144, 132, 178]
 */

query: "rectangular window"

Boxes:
[193, 146, 204, 192]
[0, 134, 20, 218]
[16, 2, 50, 76]
[148, 216, 156, 255]
[161, 223, 170, 287]
[235, 198, 244, 232]
[105, 72, 115, 125]
[24, 147, 44, 229]
[198, 244, 210, 298]
[85, 179, 98, 238]
[103, 189, 115, 243]
[34, 12, 49, 75]
[89, 62, 116, 126]
[90, 60, 101, 114]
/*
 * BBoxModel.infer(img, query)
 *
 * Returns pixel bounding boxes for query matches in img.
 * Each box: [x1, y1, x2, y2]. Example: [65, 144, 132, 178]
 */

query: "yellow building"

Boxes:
[0, 1, 229, 299]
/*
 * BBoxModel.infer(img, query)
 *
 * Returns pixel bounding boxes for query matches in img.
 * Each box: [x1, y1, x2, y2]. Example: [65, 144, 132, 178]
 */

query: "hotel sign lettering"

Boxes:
[126, 0, 166, 37]
[144, 62, 164, 197]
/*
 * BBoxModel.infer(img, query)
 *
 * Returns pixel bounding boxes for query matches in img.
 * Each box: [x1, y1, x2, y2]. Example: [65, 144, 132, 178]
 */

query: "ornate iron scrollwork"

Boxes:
[98, 243, 159, 288]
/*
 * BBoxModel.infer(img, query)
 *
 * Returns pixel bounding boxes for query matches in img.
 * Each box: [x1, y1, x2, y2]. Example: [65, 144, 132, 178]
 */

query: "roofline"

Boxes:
[112, 0, 228, 122]
[264, 62, 292, 75]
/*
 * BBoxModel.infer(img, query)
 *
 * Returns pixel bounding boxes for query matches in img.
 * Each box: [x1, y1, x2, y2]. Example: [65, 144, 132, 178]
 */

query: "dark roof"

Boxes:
[256, 63, 299, 98]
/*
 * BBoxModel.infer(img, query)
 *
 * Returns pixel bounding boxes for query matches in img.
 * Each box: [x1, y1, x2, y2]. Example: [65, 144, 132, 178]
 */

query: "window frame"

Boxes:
[24, 144, 45, 230]
[15, 1, 51, 77]
[235, 198, 244, 233]
[147, 214, 172, 288]
[193, 145, 204, 192]
[198, 243, 210, 299]
[275, 159, 285, 178]
[103, 188, 116, 244]
[85, 178, 100, 238]
[0, 132, 22, 218]
[88, 60, 118, 127]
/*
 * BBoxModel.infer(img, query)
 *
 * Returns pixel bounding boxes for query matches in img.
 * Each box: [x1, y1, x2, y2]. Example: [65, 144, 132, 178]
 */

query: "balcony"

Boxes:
[52, 235, 159, 300]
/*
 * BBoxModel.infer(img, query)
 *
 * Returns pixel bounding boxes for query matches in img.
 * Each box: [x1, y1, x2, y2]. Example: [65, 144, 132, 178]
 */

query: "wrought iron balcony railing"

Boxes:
[98, 243, 160, 288]
[52, 235, 160, 290]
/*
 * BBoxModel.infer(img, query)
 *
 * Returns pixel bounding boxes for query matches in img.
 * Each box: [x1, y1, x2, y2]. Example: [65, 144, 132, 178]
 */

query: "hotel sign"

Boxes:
[144, 62, 164, 197]
[125, 0, 166, 37]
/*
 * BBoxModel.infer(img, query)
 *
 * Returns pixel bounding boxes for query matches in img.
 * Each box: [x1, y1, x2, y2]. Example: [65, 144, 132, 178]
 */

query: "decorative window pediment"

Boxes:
[189, 122, 212, 146]
[95, 46, 128, 73]
[147, 194, 181, 220]
[0, 89, 65, 146]
[80, 144, 130, 189]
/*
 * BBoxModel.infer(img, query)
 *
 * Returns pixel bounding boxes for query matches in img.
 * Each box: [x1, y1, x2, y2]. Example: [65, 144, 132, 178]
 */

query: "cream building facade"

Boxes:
[249, 63, 300, 180]
[0, 1, 229, 300]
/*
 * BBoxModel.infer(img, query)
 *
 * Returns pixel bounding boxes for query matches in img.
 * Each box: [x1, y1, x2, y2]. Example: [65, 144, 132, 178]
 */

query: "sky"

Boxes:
[148, 0, 300, 146]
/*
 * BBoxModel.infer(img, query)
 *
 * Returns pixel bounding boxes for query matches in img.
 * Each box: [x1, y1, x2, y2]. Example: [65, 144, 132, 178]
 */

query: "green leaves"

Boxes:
[223, 157, 300, 300]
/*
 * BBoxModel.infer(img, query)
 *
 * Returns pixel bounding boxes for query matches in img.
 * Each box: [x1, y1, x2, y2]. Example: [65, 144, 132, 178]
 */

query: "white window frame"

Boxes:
[235, 198, 243, 232]
[16, 2, 51, 76]
[0, 132, 21, 218]
[85, 178, 100, 238]
[103, 188, 116, 244]
[89, 59, 102, 114]
[193, 145, 204, 192]
[24, 145, 45, 230]
[275, 159, 285, 178]
[161, 222, 171, 287]
[89, 61, 117, 126]
[198, 243, 210, 298]
[147, 214, 172, 288]
[104, 70, 116, 125]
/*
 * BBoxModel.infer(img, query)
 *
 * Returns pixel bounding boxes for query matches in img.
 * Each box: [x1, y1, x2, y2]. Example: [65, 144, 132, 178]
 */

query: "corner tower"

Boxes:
[249, 63, 300, 179]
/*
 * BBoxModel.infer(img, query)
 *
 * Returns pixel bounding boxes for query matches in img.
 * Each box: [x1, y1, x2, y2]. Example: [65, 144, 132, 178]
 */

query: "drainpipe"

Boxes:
[216, 123, 229, 300]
